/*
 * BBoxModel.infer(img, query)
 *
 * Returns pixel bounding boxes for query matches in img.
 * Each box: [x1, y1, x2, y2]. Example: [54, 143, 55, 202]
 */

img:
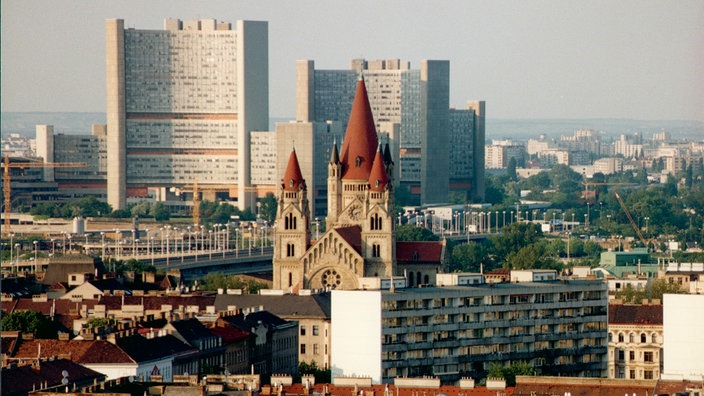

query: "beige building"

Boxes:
[608, 303, 663, 380]
[105, 18, 269, 210]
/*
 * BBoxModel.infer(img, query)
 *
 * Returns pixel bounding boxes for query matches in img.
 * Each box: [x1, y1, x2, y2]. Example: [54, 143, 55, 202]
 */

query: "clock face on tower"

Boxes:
[348, 205, 362, 220]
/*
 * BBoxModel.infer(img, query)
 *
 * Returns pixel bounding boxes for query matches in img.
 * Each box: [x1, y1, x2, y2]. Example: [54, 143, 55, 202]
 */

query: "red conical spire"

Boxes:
[368, 146, 390, 192]
[340, 79, 379, 180]
[282, 148, 305, 191]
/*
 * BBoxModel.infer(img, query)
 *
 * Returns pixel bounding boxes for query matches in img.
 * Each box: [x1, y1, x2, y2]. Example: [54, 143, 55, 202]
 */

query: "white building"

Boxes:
[331, 276, 608, 384]
[662, 294, 704, 380]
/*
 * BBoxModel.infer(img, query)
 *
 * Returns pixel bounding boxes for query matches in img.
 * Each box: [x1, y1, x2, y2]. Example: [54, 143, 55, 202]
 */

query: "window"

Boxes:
[652, 334, 658, 343]
[641, 333, 647, 343]
[300, 344, 306, 354]
[313, 325, 319, 336]
[300, 326, 306, 336]
[644, 351, 654, 362]
[644, 370, 653, 379]
[629, 351, 635, 361]
[618, 333, 624, 342]
[372, 243, 381, 257]
[313, 344, 319, 355]
[630, 370, 636, 379]
[285, 213, 297, 230]
[617, 349, 625, 361]
[629, 333, 635, 343]
[287, 243, 295, 257]
[288, 273, 293, 287]
[608, 332, 613, 342]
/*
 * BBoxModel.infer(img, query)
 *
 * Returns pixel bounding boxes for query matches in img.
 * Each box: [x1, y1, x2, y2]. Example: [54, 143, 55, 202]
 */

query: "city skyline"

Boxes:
[2, 0, 703, 122]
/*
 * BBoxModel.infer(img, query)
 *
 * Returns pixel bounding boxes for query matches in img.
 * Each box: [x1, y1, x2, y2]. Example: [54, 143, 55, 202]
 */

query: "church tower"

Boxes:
[361, 145, 395, 277]
[272, 148, 311, 290]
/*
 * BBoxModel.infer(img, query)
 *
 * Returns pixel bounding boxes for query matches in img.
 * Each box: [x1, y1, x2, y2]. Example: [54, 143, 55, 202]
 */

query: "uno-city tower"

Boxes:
[106, 18, 268, 210]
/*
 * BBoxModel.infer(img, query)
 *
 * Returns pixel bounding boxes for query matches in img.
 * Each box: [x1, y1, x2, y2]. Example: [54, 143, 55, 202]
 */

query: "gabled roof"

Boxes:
[167, 318, 216, 344]
[334, 226, 362, 253]
[116, 334, 197, 362]
[0, 358, 105, 396]
[608, 303, 663, 325]
[213, 293, 331, 319]
[11, 339, 134, 364]
[339, 79, 379, 180]
[98, 295, 215, 311]
[368, 147, 390, 192]
[396, 241, 444, 264]
[220, 310, 291, 331]
[282, 149, 305, 191]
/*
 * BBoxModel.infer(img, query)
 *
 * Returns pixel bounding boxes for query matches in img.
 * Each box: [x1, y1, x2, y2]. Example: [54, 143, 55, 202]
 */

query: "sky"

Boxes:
[2, 0, 703, 121]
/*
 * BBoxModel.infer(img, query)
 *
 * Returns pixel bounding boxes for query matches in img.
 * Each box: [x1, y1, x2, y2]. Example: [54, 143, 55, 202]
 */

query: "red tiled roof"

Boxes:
[340, 79, 378, 180]
[282, 149, 305, 191]
[609, 303, 663, 325]
[486, 268, 511, 275]
[12, 339, 134, 364]
[279, 383, 515, 396]
[514, 377, 656, 396]
[368, 148, 389, 192]
[98, 295, 215, 311]
[654, 379, 702, 395]
[334, 226, 362, 253]
[396, 241, 444, 263]
[209, 326, 251, 343]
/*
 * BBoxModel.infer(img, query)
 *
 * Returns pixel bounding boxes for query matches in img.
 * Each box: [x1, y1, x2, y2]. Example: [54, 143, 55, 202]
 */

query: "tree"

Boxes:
[151, 202, 171, 221]
[450, 242, 490, 273]
[506, 157, 517, 181]
[395, 224, 439, 242]
[298, 360, 331, 384]
[259, 193, 278, 222]
[487, 361, 535, 386]
[1, 310, 57, 339]
[200, 274, 268, 294]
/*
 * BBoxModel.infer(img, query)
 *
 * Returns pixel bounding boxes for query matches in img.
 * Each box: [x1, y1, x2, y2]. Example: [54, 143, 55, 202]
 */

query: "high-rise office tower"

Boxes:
[296, 59, 453, 205]
[105, 18, 268, 210]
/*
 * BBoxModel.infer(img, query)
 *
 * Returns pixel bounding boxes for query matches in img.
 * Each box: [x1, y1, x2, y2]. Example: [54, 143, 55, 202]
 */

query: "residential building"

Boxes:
[0, 358, 106, 396]
[164, 317, 225, 376]
[296, 58, 483, 204]
[105, 18, 268, 211]
[331, 273, 608, 384]
[485, 139, 525, 169]
[216, 310, 299, 382]
[659, 262, 704, 294]
[213, 292, 332, 370]
[608, 303, 663, 380]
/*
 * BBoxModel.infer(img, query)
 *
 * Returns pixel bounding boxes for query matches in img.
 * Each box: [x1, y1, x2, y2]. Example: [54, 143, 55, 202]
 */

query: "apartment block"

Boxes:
[331, 275, 608, 384]
[105, 18, 268, 210]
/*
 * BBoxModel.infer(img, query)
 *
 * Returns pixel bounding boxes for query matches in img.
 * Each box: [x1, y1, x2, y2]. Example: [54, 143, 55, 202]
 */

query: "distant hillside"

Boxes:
[3, 112, 702, 141]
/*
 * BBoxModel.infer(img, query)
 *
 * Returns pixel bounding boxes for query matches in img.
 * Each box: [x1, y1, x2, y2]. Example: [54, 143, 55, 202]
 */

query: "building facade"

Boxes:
[331, 276, 608, 384]
[105, 18, 268, 210]
[608, 303, 663, 380]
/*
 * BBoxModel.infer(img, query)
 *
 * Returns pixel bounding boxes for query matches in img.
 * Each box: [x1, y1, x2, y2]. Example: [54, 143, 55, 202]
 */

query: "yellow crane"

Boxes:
[2, 154, 87, 235]
[192, 178, 200, 226]
[614, 191, 649, 249]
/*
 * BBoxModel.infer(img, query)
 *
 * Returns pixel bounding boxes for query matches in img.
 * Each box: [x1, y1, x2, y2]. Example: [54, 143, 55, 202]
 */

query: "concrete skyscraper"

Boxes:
[105, 18, 268, 210]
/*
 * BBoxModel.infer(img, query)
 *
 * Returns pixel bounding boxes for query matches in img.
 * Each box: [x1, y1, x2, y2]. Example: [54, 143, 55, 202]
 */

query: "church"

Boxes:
[272, 78, 447, 291]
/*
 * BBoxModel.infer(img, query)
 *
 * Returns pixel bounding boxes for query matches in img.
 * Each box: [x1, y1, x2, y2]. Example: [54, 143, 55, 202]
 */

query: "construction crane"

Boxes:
[192, 178, 200, 226]
[614, 191, 649, 249]
[2, 154, 87, 235]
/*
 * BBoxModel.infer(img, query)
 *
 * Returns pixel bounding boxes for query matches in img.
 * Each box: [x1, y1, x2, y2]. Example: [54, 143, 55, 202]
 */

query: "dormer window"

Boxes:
[290, 179, 294, 187]
[355, 156, 362, 167]
[375, 180, 380, 187]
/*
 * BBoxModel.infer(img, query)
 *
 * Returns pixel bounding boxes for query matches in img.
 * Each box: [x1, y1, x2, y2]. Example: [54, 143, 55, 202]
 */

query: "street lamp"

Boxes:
[209, 230, 213, 260]
[644, 217, 650, 235]
[13, 243, 20, 273]
[62, 232, 67, 255]
[503, 211, 506, 228]
[51, 238, 56, 257]
[33, 241, 39, 273]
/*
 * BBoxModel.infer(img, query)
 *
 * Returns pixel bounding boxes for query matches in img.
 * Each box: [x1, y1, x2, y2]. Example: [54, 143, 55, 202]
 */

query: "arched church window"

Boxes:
[372, 243, 381, 257]
[355, 156, 361, 167]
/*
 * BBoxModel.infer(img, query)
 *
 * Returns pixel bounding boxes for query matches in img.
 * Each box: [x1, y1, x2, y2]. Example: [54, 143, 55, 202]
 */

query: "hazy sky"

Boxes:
[2, 0, 703, 121]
